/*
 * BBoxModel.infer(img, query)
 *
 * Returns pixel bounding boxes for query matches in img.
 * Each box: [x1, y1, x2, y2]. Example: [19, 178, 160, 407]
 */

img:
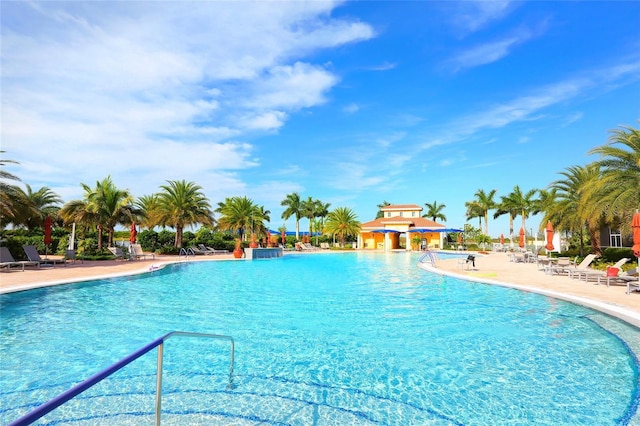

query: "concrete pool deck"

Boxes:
[1, 250, 638, 328]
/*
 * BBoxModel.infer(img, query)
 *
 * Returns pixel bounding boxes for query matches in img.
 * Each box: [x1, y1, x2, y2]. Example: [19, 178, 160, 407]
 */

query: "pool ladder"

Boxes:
[10, 331, 235, 426]
[419, 251, 439, 265]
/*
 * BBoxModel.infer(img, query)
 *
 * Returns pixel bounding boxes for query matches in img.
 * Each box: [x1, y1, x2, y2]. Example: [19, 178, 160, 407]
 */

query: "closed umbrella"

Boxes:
[500, 234, 505, 245]
[633, 210, 640, 257]
[44, 216, 52, 258]
[632, 211, 640, 281]
[545, 221, 554, 251]
[130, 223, 137, 244]
[281, 230, 286, 245]
[519, 227, 525, 249]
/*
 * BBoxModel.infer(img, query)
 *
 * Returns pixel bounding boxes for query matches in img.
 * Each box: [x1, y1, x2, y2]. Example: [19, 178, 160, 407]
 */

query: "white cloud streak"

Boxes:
[1, 1, 375, 203]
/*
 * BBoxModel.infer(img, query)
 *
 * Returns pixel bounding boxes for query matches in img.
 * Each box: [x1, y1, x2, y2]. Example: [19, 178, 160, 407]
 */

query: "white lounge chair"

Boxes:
[568, 254, 598, 280]
[1, 247, 40, 271]
[585, 258, 630, 284]
[22, 245, 67, 267]
[130, 243, 155, 260]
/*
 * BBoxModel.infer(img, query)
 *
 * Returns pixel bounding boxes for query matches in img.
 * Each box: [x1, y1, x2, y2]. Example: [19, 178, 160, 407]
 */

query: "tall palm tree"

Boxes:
[550, 164, 601, 255]
[300, 197, 316, 238]
[281, 192, 302, 240]
[423, 200, 447, 222]
[588, 125, 640, 231]
[466, 189, 497, 235]
[324, 207, 361, 247]
[216, 196, 267, 242]
[314, 200, 331, 244]
[59, 176, 134, 250]
[493, 189, 521, 246]
[156, 180, 213, 248]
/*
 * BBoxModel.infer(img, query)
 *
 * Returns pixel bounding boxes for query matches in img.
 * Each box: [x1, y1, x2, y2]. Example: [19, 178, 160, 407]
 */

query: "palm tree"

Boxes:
[313, 200, 331, 244]
[135, 194, 161, 230]
[300, 196, 316, 238]
[281, 192, 302, 240]
[549, 164, 601, 256]
[588, 125, 640, 231]
[324, 207, 361, 247]
[465, 189, 497, 235]
[0, 152, 21, 225]
[59, 176, 134, 250]
[216, 196, 267, 242]
[156, 180, 213, 248]
[493, 189, 520, 246]
[423, 200, 447, 222]
[13, 184, 63, 230]
[375, 201, 391, 219]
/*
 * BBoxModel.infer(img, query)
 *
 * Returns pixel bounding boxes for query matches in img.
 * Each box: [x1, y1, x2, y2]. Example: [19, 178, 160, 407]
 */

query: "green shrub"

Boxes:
[600, 247, 635, 263]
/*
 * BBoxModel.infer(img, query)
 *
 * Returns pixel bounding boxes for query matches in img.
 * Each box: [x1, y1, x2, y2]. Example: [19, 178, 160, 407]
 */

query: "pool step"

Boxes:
[3, 374, 457, 425]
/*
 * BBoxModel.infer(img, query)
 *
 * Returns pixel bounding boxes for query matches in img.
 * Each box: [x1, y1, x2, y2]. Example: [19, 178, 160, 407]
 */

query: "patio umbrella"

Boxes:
[545, 221, 554, 251]
[44, 215, 52, 258]
[500, 234, 505, 245]
[281, 230, 286, 245]
[458, 233, 463, 245]
[130, 223, 137, 244]
[633, 210, 640, 257]
[519, 227, 525, 248]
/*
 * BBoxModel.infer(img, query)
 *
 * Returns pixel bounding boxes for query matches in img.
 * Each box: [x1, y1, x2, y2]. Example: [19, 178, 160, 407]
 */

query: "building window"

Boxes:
[412, 212, 416, 217]
[387, 212, 391, 218]
[399, 212, 403, 217]
[610, 228, 622, 247]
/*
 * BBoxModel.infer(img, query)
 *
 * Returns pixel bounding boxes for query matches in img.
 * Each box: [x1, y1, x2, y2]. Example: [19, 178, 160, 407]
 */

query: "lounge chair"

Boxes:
[568, 254, 598, 280]
[589, 259, 632, 286]
[108, 246, 129, 260]
[0, 247, 40, 271]
[130, 243, 155, 260]
[22, 245, 67, 267]
[64, 249, 83, 265]
[547, 257, 572, 275]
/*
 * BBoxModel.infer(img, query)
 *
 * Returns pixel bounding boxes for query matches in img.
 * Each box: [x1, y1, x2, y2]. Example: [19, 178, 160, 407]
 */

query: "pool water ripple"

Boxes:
[1, 252, 638, 425]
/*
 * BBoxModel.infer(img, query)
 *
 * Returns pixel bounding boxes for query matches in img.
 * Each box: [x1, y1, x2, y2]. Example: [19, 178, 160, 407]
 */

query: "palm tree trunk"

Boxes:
[97, 225, 103, 250]
[175, 225, 183, 248]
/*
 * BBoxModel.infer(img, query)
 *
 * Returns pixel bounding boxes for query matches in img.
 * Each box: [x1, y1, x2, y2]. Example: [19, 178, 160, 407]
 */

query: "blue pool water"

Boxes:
[1, 252, 638, 425]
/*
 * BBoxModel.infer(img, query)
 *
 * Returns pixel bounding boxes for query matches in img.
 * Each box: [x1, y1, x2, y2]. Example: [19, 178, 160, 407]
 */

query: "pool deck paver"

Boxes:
[1, 250, 638, 328]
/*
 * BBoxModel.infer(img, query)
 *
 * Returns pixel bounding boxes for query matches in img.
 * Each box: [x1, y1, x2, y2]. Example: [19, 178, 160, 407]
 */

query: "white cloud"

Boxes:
[450, 1, 516, 34]
[0, 1, 375, 201]
[343, 103, 360, 114]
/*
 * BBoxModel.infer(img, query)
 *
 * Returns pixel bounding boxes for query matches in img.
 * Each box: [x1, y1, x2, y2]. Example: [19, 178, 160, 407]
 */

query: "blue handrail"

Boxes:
[10, 331, 234, 426]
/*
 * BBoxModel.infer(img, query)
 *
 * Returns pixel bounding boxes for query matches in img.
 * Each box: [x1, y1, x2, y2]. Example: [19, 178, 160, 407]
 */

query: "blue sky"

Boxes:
[2, 1, 639, 236]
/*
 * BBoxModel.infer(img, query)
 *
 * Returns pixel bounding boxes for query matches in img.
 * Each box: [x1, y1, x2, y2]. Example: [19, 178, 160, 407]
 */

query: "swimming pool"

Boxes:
[1, 252, 638, 424]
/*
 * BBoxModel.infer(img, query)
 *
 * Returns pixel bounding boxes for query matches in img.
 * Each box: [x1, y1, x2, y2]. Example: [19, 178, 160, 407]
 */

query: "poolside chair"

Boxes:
[22, 245, 67, 267]
[130, 243, 155, 260]
[0, 247, 40, 271]
[64, 249, 83, 265]
[588, 259, 631, 286]
[568, 254, 598, 280]
[548, 257, 572, 275]
[107, 246, 129, 260]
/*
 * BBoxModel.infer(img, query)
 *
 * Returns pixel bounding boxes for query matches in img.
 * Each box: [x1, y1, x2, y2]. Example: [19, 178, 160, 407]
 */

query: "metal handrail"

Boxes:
[10, 331, 234, 426]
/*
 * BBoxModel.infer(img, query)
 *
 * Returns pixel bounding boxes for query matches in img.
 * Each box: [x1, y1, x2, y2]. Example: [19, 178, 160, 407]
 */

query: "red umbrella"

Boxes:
[43, 216, 52, 245]
[500, 234, 505, 245]
[632, 210, 640, 258]
[518, 227, 525, 248]
[130, 223, 137, 244]
[458, 233, 463, 244]
[545, 221, 554, 251]
[281, 230, 286, 245]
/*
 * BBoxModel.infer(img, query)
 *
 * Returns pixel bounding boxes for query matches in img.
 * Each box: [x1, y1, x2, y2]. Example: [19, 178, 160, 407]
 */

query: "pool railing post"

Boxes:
[155, 342, 164, 426]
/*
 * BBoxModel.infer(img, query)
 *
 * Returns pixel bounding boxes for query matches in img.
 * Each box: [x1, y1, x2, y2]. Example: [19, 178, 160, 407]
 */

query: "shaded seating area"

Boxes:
[0, 247, 40, 272]
[22, 245, 67, 267]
